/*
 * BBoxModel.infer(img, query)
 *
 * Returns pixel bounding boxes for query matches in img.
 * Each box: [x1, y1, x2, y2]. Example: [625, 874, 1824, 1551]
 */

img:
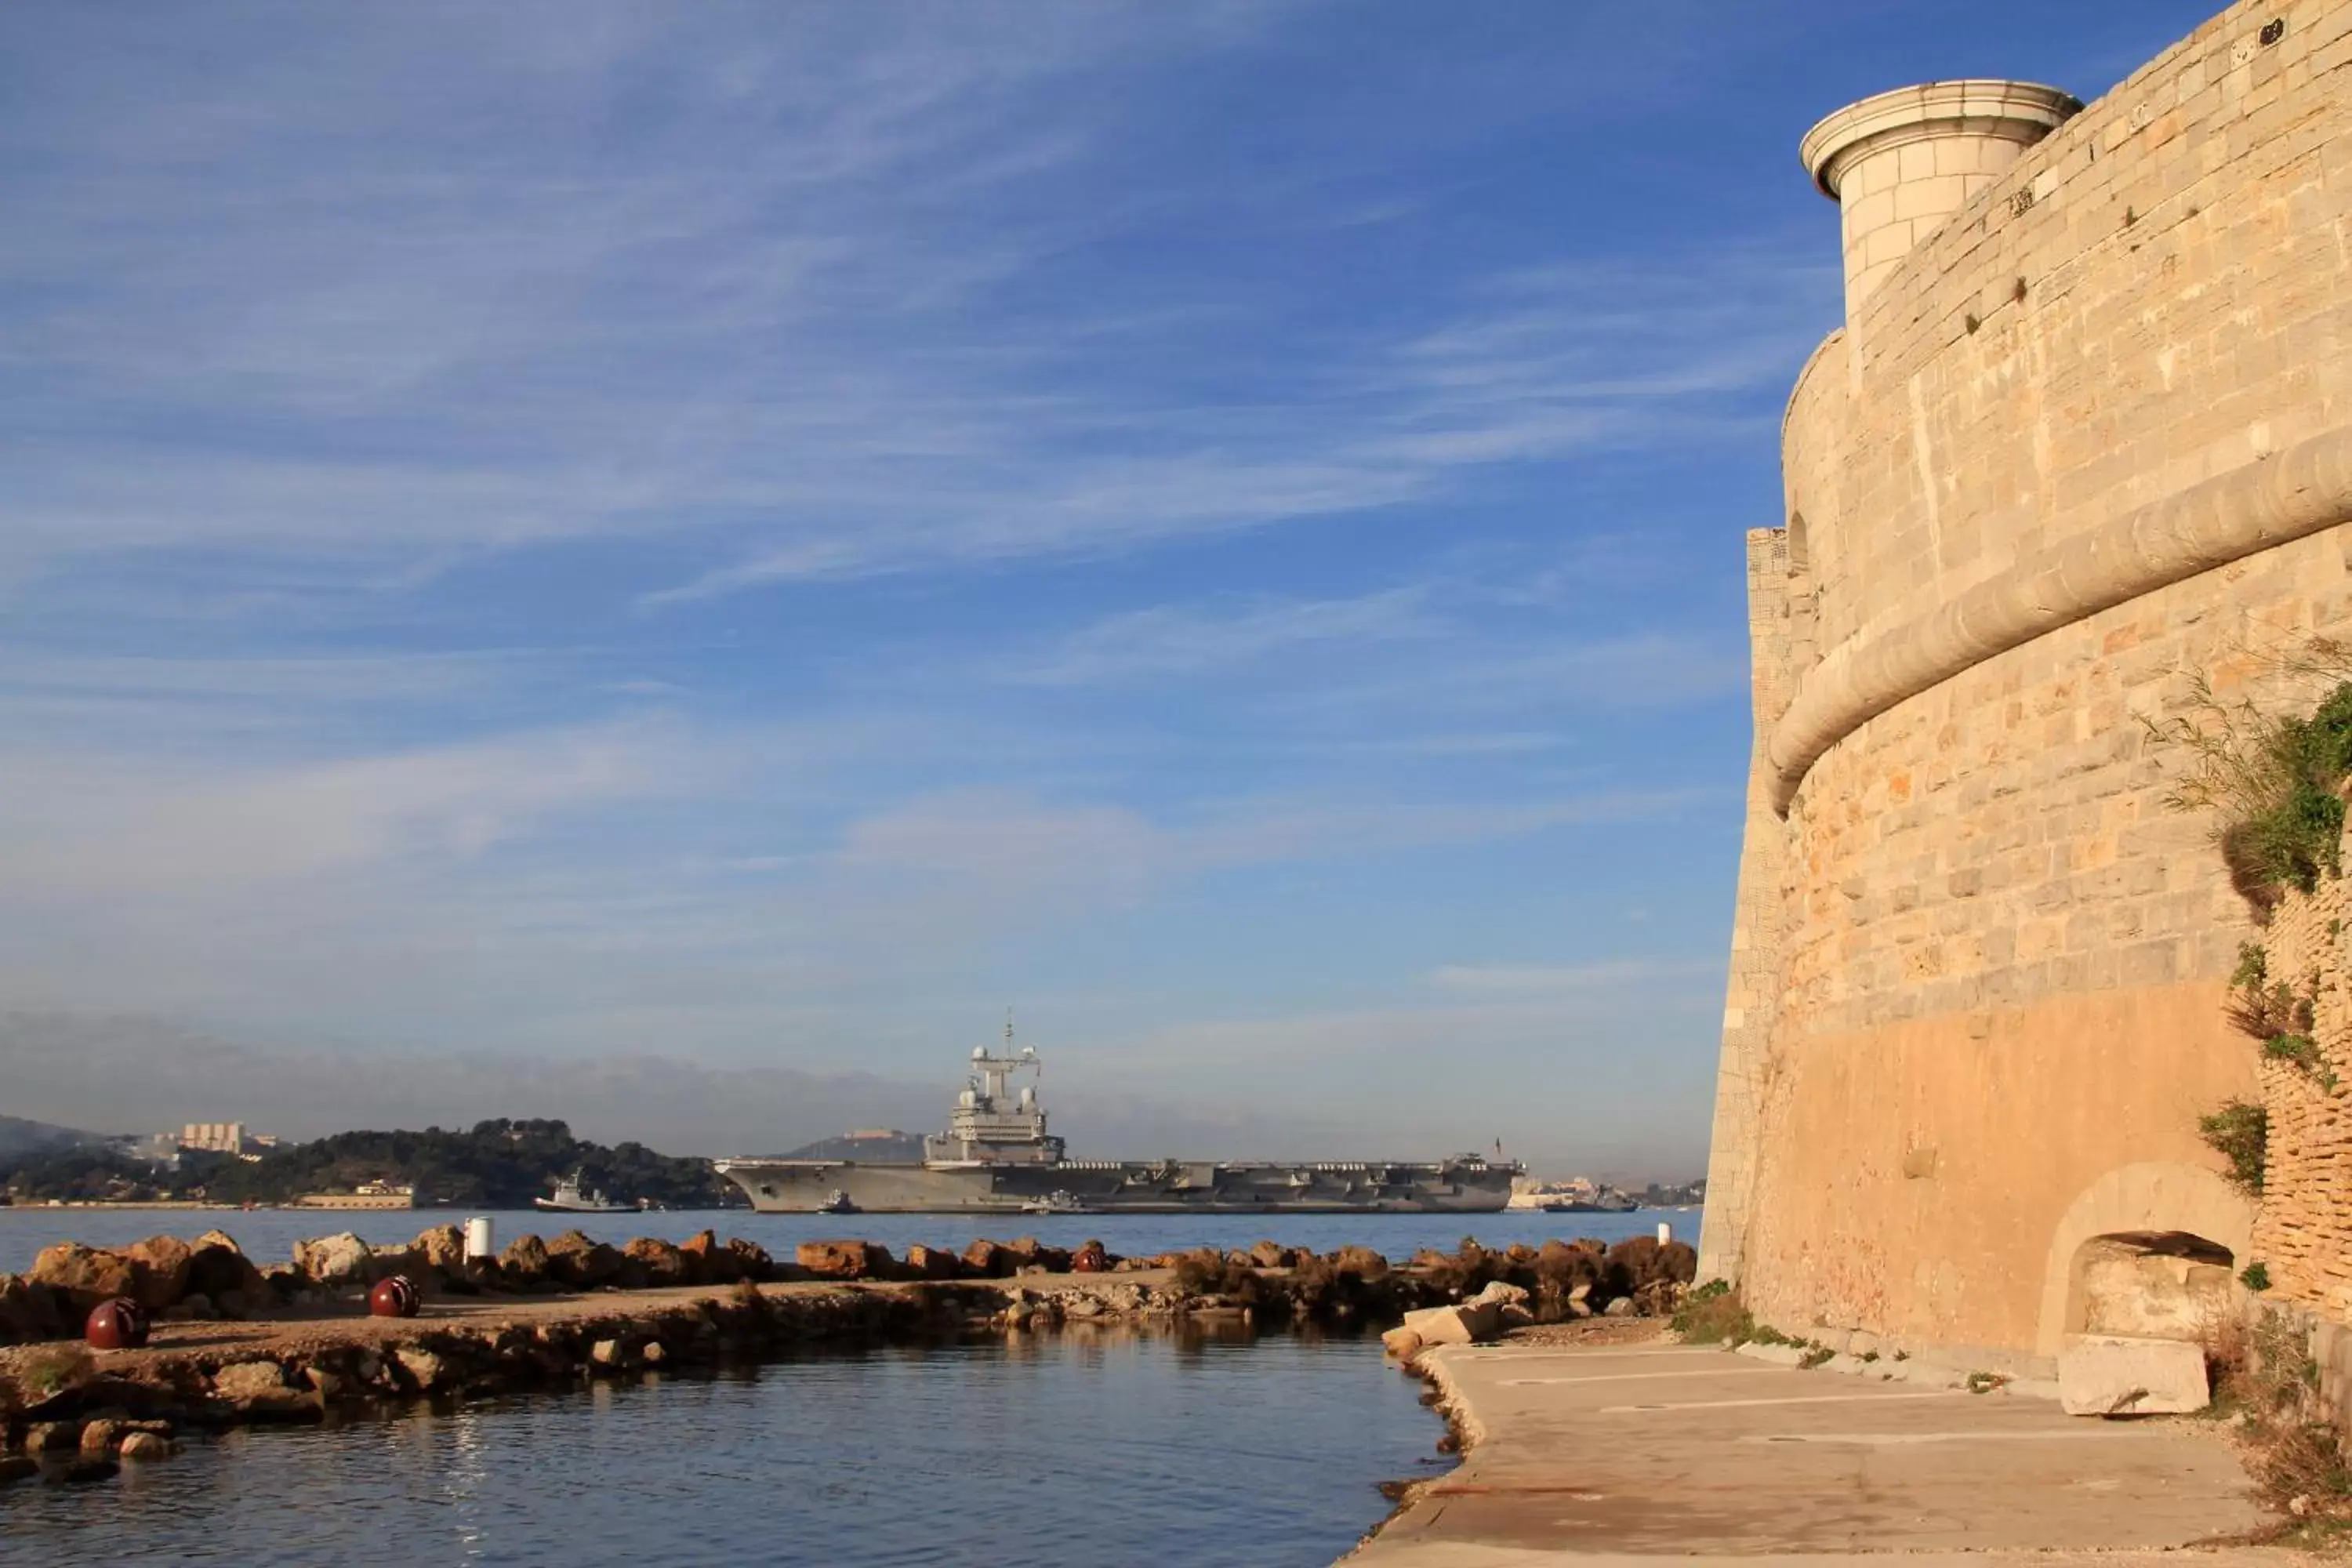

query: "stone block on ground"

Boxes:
[1401, 1301, 1501, 1347]
[2058, 1334, 2209, 1416]
[1381, 1326, 1425, 1359]
[27, 1243, 139, 1316]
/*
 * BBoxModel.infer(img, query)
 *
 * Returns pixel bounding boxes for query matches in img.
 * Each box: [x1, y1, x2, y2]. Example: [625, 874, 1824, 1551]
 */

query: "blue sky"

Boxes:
[0, 2, 2220, 1169]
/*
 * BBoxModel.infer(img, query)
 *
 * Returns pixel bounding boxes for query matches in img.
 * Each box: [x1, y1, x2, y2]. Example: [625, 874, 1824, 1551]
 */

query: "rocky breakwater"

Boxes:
[0, 1225, 1695, 1490]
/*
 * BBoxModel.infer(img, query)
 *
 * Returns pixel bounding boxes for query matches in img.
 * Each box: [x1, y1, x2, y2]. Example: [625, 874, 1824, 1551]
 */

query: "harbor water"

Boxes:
[2, 1323, 1447, 1568]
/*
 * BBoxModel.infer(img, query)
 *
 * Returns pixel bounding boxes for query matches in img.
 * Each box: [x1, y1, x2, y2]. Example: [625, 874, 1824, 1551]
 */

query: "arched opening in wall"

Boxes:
[2065, 1231, 2235, 1342]
[1785, 510, 1811, 577]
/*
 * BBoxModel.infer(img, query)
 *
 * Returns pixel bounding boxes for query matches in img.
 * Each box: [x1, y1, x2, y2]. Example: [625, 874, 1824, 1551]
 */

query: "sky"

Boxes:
[0, 1, 2221, 1176]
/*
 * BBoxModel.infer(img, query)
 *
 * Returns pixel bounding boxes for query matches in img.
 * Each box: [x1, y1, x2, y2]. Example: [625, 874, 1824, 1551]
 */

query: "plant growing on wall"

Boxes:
[2197, 1098, 2268, 1195]
[2146, 673, 2352, 916]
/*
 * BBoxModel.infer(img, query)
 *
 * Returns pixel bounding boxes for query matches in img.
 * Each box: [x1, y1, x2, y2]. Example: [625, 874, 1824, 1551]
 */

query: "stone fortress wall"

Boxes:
[1699, 0, 2352, 1365]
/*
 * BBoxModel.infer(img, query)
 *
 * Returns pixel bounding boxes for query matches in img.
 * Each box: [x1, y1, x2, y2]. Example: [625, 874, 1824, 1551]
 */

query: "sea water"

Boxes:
[1, 1324, 1447, 1568]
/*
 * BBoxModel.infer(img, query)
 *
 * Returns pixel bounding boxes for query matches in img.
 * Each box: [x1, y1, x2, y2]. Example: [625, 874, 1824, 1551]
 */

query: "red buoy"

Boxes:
[368, 1274, 422, 1319]
[85, 1296, 151, 1351]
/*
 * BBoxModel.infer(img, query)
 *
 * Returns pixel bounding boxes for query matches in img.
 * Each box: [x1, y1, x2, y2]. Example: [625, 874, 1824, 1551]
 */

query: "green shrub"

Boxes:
[1668, 1279, 1751, 1345]
[2241, 1261, 2272, 1293]
[2150, 676, 2352, 913]
[2198, 1098, 2269, 1196]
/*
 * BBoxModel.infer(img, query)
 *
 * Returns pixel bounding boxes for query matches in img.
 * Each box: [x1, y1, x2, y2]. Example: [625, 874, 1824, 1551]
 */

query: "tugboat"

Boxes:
[816, 1189, 859, 1215]
[533, 1172, 637, 1214]
[1018, 1189, 1095, 1216]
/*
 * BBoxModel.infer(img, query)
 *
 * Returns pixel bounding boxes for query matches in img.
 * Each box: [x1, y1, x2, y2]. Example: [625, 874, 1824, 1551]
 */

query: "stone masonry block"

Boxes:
[2059, 1334, 2209, 1416]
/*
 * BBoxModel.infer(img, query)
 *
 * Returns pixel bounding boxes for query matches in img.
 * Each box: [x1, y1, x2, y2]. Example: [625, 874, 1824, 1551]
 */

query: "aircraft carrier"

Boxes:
[714, 1025, 1519, 1214]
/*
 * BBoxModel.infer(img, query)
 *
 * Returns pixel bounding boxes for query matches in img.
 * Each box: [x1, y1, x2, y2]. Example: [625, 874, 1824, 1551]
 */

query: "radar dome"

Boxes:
[972, 1045, 986, 1061]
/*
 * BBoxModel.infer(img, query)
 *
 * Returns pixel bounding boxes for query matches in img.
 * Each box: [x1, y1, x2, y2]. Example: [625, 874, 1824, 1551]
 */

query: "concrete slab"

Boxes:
[1347, 1338, 2277, 1565]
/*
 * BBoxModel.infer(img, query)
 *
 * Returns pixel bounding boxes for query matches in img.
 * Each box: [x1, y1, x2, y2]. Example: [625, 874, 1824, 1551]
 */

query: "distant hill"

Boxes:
[0, 1116, 99, 1160]
[780, 1128, 925, 1162]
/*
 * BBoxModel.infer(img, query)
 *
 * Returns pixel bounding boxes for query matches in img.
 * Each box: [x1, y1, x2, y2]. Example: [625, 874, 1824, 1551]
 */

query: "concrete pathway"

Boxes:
[1348, 1340, 2292, 1566]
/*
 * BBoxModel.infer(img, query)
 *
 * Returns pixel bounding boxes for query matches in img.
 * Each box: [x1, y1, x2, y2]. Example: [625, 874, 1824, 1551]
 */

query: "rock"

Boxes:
[56, 1457, 118, 1485]
[211, 1360, 292, 1403]
[904, 1245, 961, 1279]
[1467, 1280, 1530, 1309]
[499, 1234, 553, 1287]
[641, 1340, 666, 1366]
[962, 1240, 1011, 1277]
[122, 1236, 195, 1312]
[797, 1240, 891, 1279]
[1381, 1326, 1425, 1359]
[394, 1347, 450, 1393]
[28, 1243, 139, 1316]
[161, 1294, 219, 1323]
[622, 1237, 688, 1287]
[0, 1456, 36, 1487]
[1402, 1301, 1501, 1346]
[543, 1232, 625, 1290]
[292, 1232, 374, 1289]
[1602, 1296, 1637, 1318]
[590, 1338, 624, 1367]
[186, 1234, 267, 1318]
[118, 1432, 174, 1462]
[1603, 1236, 1664, 1294]
[78, 1420, 125, 1457]
[21, 1422, 80, 1454]
[1006, 1237, 1072, 1272]
[678, 1230, 731, 1285]
[0, 1273, 64, 1345]
[723, 1238, 774, 1283]
[1326, 1246, 1390, 1280]
[1249, 1240, 1292, 1269]
[410, 1225, 469, 1275]
[2058, 1334, 2210, 1416]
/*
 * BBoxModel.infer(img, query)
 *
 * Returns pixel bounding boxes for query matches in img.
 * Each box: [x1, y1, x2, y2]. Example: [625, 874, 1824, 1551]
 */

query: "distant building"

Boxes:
[180, 1121, 249, 1155]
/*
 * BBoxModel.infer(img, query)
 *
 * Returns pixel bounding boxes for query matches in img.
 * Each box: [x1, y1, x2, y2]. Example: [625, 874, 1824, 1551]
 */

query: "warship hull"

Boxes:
[713, 1157, 1515, 1214]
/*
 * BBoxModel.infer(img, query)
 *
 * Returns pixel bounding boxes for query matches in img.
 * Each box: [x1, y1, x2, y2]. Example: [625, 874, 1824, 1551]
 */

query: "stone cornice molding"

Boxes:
[1767, 423, 2352, 815]
[1799, 79, 2082, 199]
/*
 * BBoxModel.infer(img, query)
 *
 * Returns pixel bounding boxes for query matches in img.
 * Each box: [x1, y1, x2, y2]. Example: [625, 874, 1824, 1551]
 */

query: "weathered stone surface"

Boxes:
[544, 1231, 624, 1289]
[961, 1240, 1011, 1277]
[293, 1232, 374, 1289]
[122, 1236, 195, 1311]
[589, 1338, 624, 1366]
[1006, 1237, 1071, 1272]
[622, 1237, 687, 1287]
[1248, 1240, 1295, 1269]
[1381, 1326, 1425, 1359]
[1327, 1246, 1389, 1279]
[1468, 1280, 1530, 1309]
[797, 1240, 890, 1279]
[78, 1419, 124, 1457]
[28, 1243, 138, 1315]
[21, 1421, 81, 1454]
[2058, 1334, 2209, 1416]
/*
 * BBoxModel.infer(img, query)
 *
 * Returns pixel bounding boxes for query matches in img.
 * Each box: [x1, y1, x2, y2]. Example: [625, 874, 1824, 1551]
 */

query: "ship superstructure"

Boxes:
[714, 1022, 1518, 1214]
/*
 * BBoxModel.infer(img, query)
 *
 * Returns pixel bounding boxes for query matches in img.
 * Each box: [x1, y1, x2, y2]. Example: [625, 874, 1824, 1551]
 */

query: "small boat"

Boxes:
[815, 1189, 859, 1215]
[1018, 1189, 1096, 1216]
[534, 1172, 636, 1214]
